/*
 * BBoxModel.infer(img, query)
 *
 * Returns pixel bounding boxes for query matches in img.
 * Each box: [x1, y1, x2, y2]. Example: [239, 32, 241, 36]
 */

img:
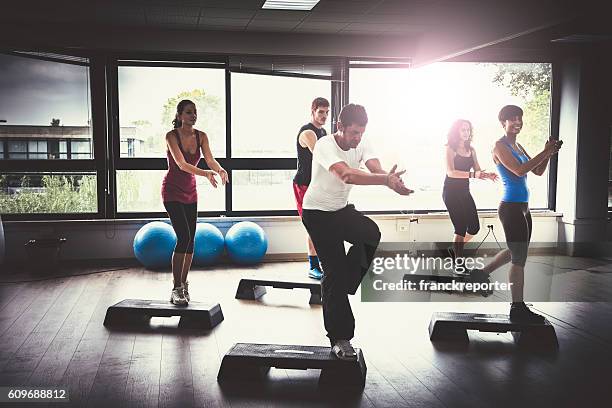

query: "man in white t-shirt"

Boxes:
[302, 103, 413, 361]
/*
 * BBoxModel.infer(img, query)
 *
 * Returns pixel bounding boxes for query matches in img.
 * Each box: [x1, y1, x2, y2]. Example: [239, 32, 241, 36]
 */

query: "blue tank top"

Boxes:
[496, 136, 529, 202]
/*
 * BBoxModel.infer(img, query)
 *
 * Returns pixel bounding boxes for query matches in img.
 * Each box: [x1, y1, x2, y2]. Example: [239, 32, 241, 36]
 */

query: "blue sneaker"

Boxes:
[309, 266, 323, 280]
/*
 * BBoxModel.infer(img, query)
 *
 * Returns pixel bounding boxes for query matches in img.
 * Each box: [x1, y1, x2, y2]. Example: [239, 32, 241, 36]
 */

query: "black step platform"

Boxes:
[103, 299, 224, 329]
[428, 312, 558, 349]
[218, 343, 366, 388]
[235, 278, 322, 304]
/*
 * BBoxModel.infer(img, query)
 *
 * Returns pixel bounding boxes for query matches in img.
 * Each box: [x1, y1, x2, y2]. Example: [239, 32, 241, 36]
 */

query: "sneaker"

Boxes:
[332, 340, 357, 361]
[509, 303, 546, 323]
[182, 281, 190, 302]
[170, 287, 187, 306]
[309, 266, 323, 280]
[468, 268, 489, 283]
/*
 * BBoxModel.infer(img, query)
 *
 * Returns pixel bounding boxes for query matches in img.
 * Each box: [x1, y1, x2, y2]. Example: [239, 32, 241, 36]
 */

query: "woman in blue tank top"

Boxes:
[471, 105, 562, 322]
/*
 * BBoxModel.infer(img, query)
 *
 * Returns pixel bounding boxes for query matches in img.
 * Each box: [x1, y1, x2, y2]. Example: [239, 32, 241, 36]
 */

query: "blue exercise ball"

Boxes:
[133, 221, 176, 269]
[193, 223, 225, 266]
[225, 221, 268, 265]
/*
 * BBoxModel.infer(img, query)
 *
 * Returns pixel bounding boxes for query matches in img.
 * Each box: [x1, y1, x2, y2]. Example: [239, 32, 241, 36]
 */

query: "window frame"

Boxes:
[111, 54, 340, 218]
[1, 49, 560, 220]
[348, 58, 558, 213]
[0, 48, 101, 220]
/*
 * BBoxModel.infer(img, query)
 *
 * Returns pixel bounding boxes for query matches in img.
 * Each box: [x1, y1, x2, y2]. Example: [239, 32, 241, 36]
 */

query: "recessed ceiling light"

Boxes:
[261, 0, 320, 11]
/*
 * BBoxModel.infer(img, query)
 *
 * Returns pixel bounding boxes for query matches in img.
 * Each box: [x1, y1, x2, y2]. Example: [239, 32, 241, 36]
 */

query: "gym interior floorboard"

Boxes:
[0, 256, 611, 408]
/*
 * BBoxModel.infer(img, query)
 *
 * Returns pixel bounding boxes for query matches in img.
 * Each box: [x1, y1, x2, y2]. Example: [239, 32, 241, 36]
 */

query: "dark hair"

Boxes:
[338, 103, 368, 128]
[311, 97, 330, 111]
[446, 119, 473, 151]
[498, 105, 523, 122]
[172, 99, 196, 128]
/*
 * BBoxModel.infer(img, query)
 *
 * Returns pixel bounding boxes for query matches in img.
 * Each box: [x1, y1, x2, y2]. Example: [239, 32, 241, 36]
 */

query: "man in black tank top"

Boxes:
[293, 97, 330, 279]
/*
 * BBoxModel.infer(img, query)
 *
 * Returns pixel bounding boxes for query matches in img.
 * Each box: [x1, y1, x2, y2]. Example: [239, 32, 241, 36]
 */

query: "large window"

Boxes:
[0, 51, 97, 218]
[116, 170, 224, 213]
[349, 62, 552, 211]
[118, 65, 226, 158]
[232, 170, 295, 211]
[0, 173, 97, 214]
[229, 72, 332, 213]
[1, 51, 558, 220]
[231, 73, 331, 157]
[114, 61, 227, 215]
[0, 52, 92, 160]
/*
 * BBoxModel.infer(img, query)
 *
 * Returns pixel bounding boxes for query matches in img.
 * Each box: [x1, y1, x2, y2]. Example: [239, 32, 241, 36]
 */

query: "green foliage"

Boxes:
[129, 89, 224, 156]
[117, 170, 139, 209]
[161, 89, 222, 130]
[490, 63, 552, 155]
[520, 91, 551, 154]
[491, 63, 551, 99]
[131, 120, 151, 127]
[0, 175, 97, 214]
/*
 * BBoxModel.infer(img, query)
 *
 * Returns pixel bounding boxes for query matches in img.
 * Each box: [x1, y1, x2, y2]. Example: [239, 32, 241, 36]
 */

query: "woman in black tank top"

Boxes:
[443, 119, 497, 272]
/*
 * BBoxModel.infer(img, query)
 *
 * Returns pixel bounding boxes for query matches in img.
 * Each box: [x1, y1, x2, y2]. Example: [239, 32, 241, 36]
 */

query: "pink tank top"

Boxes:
[161, 129, 201, 204]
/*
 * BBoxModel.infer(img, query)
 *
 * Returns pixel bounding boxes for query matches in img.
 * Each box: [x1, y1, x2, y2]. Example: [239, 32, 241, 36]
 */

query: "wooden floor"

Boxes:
[0, 256, 611, 407]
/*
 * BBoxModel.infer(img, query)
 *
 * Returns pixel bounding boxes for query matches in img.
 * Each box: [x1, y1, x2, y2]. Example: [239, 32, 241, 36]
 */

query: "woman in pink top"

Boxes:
[162, 99, 228, 305]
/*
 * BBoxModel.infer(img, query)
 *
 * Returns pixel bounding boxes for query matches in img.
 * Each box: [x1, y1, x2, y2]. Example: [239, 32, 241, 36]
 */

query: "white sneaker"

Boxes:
[170, 287, 187, 306]
[332, 340, 357, 361]
[182, 281, 190, 302]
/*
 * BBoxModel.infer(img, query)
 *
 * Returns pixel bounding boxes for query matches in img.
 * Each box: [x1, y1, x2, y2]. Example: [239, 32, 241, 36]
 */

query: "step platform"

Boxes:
[428, 312, 558, 349]
[235, 278, 322, 304]
[218, 343, 366, 388]
[103, 299, 224, 329]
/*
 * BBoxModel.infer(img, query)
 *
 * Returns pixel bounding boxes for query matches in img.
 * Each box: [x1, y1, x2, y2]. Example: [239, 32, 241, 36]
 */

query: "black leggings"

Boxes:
[498, 201, 532, 267]
[164, 201, 197, 254]
[442, 187, 480, 237]
[302, 204, 381, 344]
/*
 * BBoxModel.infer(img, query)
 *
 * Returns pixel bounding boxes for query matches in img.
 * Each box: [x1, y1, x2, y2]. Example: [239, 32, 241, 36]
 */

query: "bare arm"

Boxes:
[518, 143, 549, 176]
[199, 131, 229, 184]
[329, 161, 413, 195]
[166, 132, 207, 176]
[364, 158, 386, 174]
[330, 161, 388, 185]
[471, 147, 481, 172]
[493, 141, 554, 177]
[472, 147, 498, 181]
[298, 130, 318, 153]
[166, 132, 219, 187]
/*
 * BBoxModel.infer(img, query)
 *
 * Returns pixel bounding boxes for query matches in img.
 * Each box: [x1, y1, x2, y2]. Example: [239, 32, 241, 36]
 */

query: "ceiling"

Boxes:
[1, 0, 595, 36]
[1, 0, 608, 64]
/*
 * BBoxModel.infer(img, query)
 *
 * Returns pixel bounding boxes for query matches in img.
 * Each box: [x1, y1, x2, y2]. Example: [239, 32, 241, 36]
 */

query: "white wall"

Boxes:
[1, 212, 561, 265]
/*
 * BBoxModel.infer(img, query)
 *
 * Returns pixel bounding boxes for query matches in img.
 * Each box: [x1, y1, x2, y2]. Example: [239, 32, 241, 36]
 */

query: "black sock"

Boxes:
[309, 256, 321, 269]
[511, 301, 526, 308]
